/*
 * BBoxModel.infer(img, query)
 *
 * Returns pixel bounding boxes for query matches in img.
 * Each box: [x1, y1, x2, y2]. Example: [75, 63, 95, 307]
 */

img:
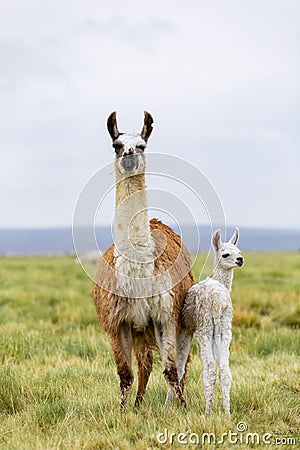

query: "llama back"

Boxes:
[182, 278, 231, 334]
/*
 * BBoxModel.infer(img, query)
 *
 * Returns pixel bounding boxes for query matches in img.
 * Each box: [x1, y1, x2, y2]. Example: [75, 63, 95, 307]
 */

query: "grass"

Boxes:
[0, 253, 299, 449]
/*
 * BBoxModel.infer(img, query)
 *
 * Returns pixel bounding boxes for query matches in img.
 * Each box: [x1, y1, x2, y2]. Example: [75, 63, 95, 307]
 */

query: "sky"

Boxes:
[0, 0, 299, 229]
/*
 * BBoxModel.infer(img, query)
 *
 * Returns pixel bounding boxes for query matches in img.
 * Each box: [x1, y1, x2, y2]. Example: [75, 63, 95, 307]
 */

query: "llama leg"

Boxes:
[111, 323, 134, 410]
[218, 311, 232, 416]
[181, 352, 192, 393]
[154, 321, 187, 407]
[214, 321, 231, 415]
[165, 330, 192, 405]
[133, 335, 153, 407]
[196, 329, 216, 417]
[213, 323, 221, 365]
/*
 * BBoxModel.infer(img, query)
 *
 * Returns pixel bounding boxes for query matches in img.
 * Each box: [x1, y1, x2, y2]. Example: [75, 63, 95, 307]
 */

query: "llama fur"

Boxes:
[93, 112, 194, 410]
[166, 227, 244, 417]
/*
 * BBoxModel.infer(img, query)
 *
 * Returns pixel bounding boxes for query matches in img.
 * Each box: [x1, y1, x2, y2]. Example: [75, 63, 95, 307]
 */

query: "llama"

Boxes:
[166, 227, 244, 417]
[93, 111, 194, 410]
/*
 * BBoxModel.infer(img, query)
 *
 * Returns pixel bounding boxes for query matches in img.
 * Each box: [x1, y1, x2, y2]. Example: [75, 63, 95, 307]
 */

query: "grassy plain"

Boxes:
[0, 253, 299, 449]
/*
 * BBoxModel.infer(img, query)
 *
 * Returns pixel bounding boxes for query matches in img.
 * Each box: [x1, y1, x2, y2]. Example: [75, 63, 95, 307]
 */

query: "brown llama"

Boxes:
[93, 111, 194, 410]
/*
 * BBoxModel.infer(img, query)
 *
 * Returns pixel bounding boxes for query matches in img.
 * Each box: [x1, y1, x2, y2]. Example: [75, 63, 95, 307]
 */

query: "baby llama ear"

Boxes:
[229, 227, 239, 245]
[212, 229, 221, 252]
[107, 111, 119, 141]
[140, 111, 154, 142]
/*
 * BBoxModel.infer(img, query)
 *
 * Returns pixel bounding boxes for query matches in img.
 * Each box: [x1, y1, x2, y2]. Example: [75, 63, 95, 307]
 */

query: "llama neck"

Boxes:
[212, 260, 233, 291]
[114, 172, 151, 255]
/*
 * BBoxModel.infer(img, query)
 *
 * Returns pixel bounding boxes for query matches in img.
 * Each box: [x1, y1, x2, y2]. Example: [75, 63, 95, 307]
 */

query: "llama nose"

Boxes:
[124, 148, 134, 156]
[121, 152, 137, 171]
[236, 256, 244, 266]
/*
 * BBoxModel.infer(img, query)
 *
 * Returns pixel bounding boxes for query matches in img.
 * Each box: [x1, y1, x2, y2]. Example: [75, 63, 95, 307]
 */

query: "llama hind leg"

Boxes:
[219, 364, 231, 416]
[111, 323, 134, 410]
[133, 336, 153, 407]
[154, 321, 187, 407]
[197, 330, 216, 417]
[165, 330, 192, 405]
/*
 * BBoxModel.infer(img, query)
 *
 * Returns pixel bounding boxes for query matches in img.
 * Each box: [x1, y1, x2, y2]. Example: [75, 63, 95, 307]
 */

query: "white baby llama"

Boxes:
[166, 227, 244, 417]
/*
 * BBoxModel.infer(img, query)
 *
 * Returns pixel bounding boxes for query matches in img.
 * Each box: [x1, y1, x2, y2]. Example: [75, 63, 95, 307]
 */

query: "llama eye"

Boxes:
[222, 253, 230, 258]
[113, 143, 123, 154]
[137, 144, 146, 151]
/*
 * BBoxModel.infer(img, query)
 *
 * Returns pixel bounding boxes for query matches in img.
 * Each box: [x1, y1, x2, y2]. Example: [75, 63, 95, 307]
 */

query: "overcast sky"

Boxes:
[0, 0, 299, 229]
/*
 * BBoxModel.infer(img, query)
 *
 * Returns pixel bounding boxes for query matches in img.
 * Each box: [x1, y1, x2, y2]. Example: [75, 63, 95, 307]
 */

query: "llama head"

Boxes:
[212, 227, 244, 270]
[107, 111, 153, 176]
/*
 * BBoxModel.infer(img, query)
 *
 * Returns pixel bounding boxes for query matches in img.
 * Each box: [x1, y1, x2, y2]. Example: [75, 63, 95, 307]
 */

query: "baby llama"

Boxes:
[93, 112, 194, 410]
[166, 227, 244, 417]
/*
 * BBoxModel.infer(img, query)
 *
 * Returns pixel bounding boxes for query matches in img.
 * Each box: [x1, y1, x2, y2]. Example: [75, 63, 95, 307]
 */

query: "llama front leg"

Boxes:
[219, 362, 232, 416]
[111, 323, 134, 410]
[165, 329, 192, 405]
[218, 311, 232, 416]
[196, 329, 216, 417]
[154, 321, 187, 407]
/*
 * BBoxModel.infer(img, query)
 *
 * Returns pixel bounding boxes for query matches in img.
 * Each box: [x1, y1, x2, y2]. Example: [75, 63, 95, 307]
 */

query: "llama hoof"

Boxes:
[120, 387, 131, 411]
[163, 398, 173, 407]
[205, 409, 211, 418]
[176, 393, 187, 408]
[225, 417, 233, 428]
[134, 395, 143, 408]
[181, 399, 187, 409]
[175, 387, 187, 408]
[164, 388, 174, 406]
[224, 409, 231, 423]
[120, 402, 126, 412]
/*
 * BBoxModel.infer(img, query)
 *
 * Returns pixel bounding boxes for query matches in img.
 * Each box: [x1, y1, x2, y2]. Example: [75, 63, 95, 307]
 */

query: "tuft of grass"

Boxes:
[35, 400, 69, 431]
[233, 307, 261, 328]
[280, 307, 300, 328]
[0, 254, 299, 449]
[0, 365, 25, 414]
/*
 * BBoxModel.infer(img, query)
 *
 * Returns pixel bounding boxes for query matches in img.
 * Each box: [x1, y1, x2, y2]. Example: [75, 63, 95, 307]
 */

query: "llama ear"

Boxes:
[229, 227, 239, 245]
[140, 111, 154, 142]
[212, 229, 221, 252]
[107, 111, 119, 141]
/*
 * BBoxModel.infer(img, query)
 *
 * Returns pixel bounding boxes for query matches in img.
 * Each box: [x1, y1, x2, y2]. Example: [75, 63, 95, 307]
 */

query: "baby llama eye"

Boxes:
[222, 253, 230, 258]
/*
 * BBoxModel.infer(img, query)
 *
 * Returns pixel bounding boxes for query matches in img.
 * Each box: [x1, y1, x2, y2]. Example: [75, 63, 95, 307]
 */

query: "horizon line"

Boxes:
[0, 224, 299, 232]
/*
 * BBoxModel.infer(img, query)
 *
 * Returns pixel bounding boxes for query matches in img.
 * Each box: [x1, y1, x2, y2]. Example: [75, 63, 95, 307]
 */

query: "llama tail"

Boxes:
[182, 290, 197, 332]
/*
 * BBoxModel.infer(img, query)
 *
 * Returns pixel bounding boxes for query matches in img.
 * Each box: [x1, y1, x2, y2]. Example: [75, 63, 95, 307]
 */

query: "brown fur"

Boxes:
[93, 218, 194, 406]
[93, 219, 193, 335]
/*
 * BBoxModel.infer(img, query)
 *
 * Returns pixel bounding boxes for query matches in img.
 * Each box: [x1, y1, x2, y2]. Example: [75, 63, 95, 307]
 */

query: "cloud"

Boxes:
[0, 0, 299, 228]
[79, 16, 177, 51]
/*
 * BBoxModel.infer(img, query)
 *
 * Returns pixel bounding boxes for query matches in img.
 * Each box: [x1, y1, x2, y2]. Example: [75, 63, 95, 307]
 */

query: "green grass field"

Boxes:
[0, 254, 299, 449]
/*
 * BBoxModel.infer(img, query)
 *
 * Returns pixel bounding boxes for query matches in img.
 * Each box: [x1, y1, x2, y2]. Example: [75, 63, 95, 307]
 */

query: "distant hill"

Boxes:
[0, 225, 299, 255]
